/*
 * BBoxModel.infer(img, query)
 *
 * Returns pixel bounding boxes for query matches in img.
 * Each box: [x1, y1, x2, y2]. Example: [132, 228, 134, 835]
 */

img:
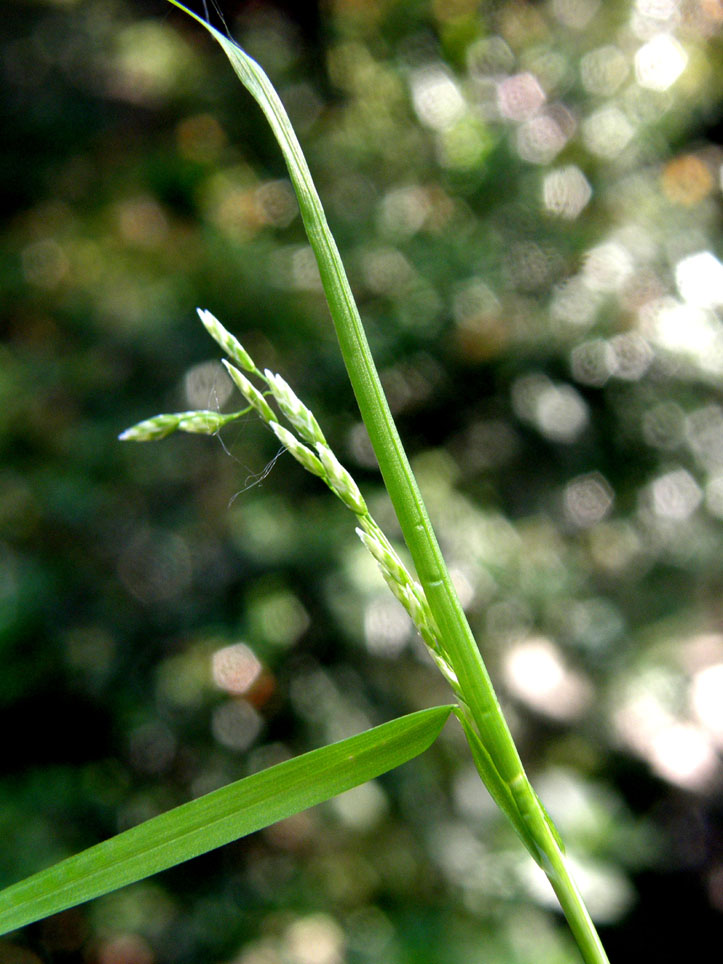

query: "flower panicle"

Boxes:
[196, 313, 452, 683]
[120, 309, 457, 694]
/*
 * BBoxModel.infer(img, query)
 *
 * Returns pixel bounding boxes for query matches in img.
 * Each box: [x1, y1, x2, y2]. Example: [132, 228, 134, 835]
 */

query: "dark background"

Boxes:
[1, 1, 722, 961]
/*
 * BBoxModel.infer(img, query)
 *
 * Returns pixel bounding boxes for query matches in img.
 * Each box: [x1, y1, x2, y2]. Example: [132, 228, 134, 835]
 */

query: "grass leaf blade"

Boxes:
[0, 705, 452, 935]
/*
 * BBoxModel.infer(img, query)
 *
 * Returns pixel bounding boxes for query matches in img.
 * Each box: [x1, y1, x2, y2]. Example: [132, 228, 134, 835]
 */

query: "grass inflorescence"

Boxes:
[121, 308, 459, 691]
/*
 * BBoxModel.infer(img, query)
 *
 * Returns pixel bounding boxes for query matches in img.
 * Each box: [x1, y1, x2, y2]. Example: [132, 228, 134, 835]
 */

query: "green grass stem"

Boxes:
[164, 5, 612, 961]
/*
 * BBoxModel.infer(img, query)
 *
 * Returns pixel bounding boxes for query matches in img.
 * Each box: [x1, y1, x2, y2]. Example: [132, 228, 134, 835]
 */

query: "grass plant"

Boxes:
[0, 5, 612, 962]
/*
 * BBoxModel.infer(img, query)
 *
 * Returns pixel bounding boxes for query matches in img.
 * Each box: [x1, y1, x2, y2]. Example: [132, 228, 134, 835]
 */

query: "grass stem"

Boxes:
[164, 7, 612, 960]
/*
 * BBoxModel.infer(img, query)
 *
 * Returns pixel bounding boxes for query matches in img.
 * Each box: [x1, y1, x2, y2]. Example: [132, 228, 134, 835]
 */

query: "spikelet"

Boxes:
[269, 421, 325, 477]
[197, 308, 256, 373]
[222, 361, 276, 423]
[264, 370, 326, 446]
[177, 411, 232, 435]
[119, 414, 183, 442]
[315, 443, 367, 515]
[119, 410, 239, 441]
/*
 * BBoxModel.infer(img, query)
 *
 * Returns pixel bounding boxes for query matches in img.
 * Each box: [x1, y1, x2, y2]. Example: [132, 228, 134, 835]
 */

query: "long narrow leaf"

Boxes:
[0, 705, 452, 935]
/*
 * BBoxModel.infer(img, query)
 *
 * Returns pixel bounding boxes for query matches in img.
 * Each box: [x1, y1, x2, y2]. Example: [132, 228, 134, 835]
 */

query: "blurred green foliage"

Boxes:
[1, 0, 721, 962]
